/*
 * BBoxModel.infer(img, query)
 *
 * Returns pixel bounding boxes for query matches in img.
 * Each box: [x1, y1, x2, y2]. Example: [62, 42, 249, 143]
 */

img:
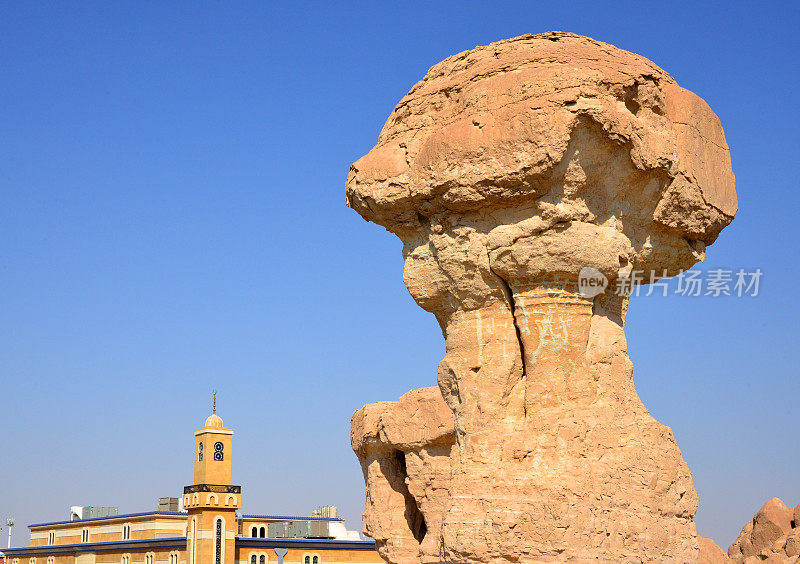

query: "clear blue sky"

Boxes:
[1, 0, 798, 550]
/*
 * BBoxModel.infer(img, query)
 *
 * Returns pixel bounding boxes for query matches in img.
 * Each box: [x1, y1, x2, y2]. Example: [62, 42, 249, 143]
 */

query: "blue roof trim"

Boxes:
[235, 537, 375, 550]
[5, 537, 376, 555]
[241, 515, 343, 522]
[3, 537, 186, 555]
[29, 512, 187, 528]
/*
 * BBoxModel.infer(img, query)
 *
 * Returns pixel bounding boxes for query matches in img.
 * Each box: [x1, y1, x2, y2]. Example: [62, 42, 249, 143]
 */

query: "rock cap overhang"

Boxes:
[346, 31, 736, 254]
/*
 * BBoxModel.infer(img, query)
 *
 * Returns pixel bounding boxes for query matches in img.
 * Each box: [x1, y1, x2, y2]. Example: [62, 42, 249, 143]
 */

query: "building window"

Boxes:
[169, 552, 179, 564]
[29, 558, 36, 564]
[48, 531, 55, 544]
[144, 553, 155, 564]
[190, 517, 197, 564]
[213, 441, 224, 461]
[251, 526, 257, 537]
[250, 555, 256, 564]
[313, 556, 319, 564]
[81, 529, 89, 543]
[259, 526, 265, 538]
[259, 556, 265, 564]
[121, 555, 131, 564]
[122, 523, 131, 540]
[198, 442, 203, 461]
[47, 558, 54, 564]
[305, 557, 310, 564]
[215, 518, 223, 564]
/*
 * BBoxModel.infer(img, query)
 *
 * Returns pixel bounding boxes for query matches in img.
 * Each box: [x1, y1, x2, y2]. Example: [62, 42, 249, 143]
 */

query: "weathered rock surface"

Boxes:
[699, 537, 733, 564]
[351, 387, 455, 563]
[728, 498, 800, 563]
[348, 32, 736, 562]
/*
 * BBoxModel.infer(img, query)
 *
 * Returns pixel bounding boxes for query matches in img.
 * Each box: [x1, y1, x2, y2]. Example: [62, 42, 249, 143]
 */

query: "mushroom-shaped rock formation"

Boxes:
[347, 32, 736, 563]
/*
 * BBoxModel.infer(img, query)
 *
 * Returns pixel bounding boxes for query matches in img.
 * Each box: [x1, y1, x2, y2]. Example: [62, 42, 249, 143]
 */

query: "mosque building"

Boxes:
[3, 406, 382, 564]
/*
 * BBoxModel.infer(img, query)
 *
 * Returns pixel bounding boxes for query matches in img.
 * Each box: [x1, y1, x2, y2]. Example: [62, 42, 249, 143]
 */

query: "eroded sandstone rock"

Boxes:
[348, 32, 736, 562]
[699, 537, 733, 564]
[351, 387, 455, 563]
[728, 498, 799, 563]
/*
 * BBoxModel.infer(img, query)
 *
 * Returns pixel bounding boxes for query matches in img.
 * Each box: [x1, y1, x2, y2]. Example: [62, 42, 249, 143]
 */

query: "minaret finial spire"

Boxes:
[212, 390, 217, 414]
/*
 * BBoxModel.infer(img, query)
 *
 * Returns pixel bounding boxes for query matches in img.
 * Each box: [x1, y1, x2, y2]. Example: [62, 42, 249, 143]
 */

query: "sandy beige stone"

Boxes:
[785, 530, 800, 557]
[729, 498, 795, 561]
[351, 387, 455, 563]
[348, 32, 736, 563]
[699, 537, 733, 564]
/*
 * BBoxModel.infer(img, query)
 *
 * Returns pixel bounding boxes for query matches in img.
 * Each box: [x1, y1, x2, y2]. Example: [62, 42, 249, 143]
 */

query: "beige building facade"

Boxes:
[5, 411, 382, 564]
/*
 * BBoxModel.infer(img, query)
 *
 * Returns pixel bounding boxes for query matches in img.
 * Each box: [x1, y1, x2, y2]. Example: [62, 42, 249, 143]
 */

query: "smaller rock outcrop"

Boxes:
[728, 498, 800, 563]
[700, 537, 733, 563]
[351, 387, 455, 564]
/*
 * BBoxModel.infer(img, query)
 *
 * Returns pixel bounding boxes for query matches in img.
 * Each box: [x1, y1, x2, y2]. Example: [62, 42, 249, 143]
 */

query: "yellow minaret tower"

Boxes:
[183, 393, 240, 564]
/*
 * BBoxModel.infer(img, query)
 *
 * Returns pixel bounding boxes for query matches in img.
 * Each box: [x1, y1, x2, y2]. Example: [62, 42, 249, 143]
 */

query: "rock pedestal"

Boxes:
[348, 32, 736, 563]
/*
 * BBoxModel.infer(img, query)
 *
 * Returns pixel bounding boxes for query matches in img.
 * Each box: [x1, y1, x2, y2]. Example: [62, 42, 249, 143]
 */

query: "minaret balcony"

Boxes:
[182, 485, 241, 510]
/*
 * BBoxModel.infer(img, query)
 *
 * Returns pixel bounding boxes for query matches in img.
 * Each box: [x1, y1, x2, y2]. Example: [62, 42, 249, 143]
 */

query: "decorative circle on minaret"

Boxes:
[214, 441, 224, 461]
